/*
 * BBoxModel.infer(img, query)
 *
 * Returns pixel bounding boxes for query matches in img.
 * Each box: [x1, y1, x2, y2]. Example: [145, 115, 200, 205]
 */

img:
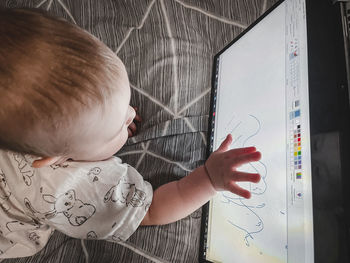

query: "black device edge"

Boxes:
[198, 55, 218, 263]
[198, 1, 285, 262]
[332, 4, 350, 248]
[306, 0, 350, 261]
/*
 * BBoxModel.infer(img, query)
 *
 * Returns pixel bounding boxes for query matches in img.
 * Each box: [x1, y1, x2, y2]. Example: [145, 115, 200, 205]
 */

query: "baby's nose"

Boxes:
[126, 106, 136, 126]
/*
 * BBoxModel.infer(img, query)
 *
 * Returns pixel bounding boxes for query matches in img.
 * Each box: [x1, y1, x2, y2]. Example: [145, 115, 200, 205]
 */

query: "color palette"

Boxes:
[293, 124, 302, 170]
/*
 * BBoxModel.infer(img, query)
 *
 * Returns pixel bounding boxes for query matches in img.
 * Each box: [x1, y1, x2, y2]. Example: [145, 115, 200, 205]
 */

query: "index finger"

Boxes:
[226, 146, 257, 158]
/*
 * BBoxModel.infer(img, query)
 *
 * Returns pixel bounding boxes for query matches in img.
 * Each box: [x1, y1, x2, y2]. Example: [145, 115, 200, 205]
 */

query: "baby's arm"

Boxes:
[141, 134, 261, 226]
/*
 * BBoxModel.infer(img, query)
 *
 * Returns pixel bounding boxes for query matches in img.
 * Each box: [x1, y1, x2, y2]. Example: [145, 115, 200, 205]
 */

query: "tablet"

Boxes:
[200, 0, 350, 262]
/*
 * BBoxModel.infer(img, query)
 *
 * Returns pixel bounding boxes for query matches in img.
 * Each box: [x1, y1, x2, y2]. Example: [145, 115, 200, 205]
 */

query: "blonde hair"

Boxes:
[0, 8, 126, 157]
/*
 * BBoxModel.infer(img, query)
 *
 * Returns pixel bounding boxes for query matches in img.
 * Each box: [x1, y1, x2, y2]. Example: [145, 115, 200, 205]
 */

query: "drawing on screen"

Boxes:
[219, 114, 267, 247]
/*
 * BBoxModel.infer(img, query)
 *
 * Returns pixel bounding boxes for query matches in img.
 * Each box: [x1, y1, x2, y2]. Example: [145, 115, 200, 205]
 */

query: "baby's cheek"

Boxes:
[114, 128, 129, 153]
[122, 128, 129, 143]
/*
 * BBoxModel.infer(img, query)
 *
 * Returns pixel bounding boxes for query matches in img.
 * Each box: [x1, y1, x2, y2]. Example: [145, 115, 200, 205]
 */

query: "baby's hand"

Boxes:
[205, 134, 261, 199]
[127, 106, 142, 137]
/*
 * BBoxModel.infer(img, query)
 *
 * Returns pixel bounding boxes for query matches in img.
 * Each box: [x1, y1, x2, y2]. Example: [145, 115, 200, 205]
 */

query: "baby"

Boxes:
[0, 8, 261, 258]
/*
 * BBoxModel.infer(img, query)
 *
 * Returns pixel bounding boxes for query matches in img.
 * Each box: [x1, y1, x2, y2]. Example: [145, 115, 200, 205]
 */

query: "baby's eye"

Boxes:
[65, 202, 71, 206]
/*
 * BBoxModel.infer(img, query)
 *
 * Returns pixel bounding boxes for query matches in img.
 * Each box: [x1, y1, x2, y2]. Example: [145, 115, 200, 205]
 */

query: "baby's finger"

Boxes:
[217, 134, 233, 152]
[127, 128, 133, 137]
[134, 113, 142, 122]
[128, 122, 137, 134]
[228, 182, 251, 199]
[130, 106, 142, 122]
[233, 151, 261, 167]
[231, 171, 261, 183]
[226, 146, 256, 158]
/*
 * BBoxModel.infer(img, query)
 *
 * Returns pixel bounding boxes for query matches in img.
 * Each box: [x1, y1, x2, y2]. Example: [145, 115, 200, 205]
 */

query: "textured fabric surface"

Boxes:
[0, 0, 277, 262]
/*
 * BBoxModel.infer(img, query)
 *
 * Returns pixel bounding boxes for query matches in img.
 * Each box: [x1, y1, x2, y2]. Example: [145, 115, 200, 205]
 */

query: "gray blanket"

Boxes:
[0, 0, 277, 262]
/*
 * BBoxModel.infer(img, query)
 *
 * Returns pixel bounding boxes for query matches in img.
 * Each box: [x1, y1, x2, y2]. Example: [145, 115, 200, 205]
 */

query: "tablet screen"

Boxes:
[203, 0, 314, 262]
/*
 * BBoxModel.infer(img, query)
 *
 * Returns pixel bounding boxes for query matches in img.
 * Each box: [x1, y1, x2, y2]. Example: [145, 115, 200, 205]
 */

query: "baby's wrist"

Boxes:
[202, 162, 216, 192]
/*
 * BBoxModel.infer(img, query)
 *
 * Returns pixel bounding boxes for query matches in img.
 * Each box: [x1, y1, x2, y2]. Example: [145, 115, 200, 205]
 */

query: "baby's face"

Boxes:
[67, 75, 136, 163]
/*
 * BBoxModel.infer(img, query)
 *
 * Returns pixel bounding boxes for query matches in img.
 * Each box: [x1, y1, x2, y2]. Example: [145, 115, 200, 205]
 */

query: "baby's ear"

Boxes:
[32, 156, 62, 168]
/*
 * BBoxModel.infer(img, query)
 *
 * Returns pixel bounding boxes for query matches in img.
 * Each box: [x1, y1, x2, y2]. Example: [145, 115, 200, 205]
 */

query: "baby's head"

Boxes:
[0, 8, 136, 168]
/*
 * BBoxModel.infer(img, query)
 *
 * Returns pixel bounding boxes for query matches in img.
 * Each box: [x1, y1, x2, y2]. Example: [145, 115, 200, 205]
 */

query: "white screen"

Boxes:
[205, 0, 314, 262]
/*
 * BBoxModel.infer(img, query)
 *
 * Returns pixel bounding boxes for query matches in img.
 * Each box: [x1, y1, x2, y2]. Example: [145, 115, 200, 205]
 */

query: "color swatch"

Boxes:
[293, 124, 302, 170]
